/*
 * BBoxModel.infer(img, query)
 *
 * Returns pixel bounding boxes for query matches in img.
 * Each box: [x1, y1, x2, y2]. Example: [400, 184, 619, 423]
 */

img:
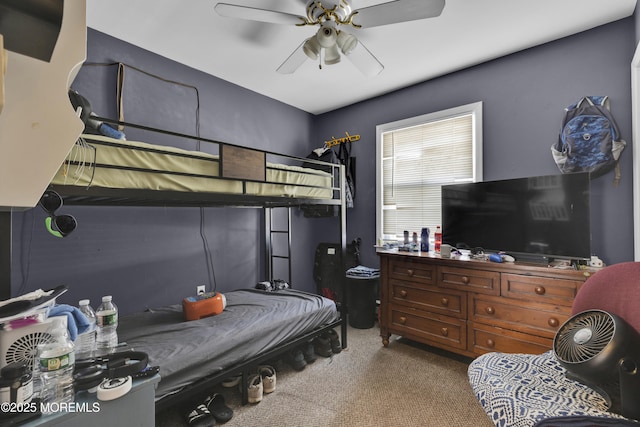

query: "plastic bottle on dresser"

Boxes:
[434, 226, 442, 253]
[76, 299, 97, 359]
[37, 317, 75, 412]
[420, 228, 430, 252]
[96, 295, 118, 355]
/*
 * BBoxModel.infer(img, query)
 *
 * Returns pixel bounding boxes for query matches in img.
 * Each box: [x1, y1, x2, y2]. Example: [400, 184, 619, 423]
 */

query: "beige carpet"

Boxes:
[156, 325, 494, 426]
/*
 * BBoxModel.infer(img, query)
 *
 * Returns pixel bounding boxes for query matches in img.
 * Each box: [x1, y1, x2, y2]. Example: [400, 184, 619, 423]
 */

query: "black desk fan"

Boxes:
[553, 309, 640, 420]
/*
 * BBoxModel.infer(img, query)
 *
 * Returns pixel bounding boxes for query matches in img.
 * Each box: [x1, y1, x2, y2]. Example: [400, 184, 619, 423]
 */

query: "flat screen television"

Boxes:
[441, 172, 591, 262]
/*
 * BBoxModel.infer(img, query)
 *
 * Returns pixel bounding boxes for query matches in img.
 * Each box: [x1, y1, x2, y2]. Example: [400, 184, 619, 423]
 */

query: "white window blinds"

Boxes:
[377, 102, 483, 242]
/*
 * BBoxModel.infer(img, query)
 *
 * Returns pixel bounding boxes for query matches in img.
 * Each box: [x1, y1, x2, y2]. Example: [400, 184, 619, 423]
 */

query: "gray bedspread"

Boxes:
[118, 289, 338, 400]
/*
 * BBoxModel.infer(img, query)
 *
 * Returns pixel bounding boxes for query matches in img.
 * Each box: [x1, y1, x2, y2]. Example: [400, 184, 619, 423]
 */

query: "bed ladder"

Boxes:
[264, 207, 292, 284]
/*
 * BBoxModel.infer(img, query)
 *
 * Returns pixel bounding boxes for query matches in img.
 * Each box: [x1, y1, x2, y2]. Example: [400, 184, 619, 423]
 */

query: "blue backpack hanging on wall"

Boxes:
[551, 96, 626, 185]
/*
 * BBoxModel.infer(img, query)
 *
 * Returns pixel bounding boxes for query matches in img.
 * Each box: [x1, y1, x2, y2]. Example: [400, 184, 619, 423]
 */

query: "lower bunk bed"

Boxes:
[117, 288, 345, 410]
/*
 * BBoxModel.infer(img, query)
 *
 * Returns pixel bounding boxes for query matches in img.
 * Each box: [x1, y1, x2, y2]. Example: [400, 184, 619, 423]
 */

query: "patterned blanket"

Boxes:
[467, 351, 637, 427]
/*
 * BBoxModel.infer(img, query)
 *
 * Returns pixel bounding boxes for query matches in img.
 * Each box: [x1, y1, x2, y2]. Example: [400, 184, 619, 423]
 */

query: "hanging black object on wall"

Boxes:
[337, 141, 356, 208]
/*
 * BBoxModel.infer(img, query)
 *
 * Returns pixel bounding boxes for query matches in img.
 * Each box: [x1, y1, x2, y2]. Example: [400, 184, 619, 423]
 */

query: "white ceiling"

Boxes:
[86, 0, 637, 115]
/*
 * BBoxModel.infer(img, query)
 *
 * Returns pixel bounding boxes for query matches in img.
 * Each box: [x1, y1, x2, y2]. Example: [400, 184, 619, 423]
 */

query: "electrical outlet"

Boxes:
[197, 285, 206, 295]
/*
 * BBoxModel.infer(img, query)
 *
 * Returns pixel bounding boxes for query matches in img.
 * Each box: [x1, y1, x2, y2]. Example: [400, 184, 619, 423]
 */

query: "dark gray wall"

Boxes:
[315, 18, 637, 269]
[11, 18, 638, 314]
[10, 29, 328, 314]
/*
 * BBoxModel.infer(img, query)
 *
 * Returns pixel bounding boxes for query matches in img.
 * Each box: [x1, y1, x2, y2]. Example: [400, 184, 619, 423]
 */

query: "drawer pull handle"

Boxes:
[535, 286, 546, 295]
[399, 316, 407, 325]
[399, 290, 408, 298]
[486, 339, 495, 348]
[548, 317, 559, 327]
[461, 276, 470, 284]
[485, 306, 496, 315]
[440, 327, 449, 337]
[407, 269, 414, 277]
[440, 297, 449, 306]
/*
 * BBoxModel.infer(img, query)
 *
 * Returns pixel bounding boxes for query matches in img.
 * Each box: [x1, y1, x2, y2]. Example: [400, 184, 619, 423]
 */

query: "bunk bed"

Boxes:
[0, 118, 349, 410]
[47, 120, 341, 208]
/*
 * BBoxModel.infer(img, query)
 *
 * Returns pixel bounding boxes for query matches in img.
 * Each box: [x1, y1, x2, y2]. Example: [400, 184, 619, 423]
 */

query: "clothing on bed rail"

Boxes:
[117, 289, 338, 400]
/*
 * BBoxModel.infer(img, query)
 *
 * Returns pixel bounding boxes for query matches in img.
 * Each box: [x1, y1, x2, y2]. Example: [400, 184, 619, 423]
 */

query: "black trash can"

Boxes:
[345, 273, 380, 329]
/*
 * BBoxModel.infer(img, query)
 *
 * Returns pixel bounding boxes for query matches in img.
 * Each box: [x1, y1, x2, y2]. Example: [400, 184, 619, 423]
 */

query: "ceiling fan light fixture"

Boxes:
[217, 0, 448, 76]
[336, 31, 357, 55]
[316, 25, 337, 48]
[324, 44, 341, 65]
[303, 36, 321, 60]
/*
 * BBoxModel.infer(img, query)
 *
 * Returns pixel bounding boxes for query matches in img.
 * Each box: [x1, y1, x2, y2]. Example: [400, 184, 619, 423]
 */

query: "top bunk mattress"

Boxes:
[50, 134, 334, 200]
[118, 289, 339, 400]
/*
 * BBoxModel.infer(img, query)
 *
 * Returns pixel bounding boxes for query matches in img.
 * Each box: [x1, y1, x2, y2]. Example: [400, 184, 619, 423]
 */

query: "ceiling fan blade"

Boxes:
[276, 42, 309, 74]
[352, 0, 446, 28]
[214, 3, 303, 25]
[345, 40, 384, 76]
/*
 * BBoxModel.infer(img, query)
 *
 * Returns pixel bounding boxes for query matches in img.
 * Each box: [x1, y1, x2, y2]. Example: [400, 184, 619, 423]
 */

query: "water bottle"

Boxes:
[37, 317, 75, 412]
[420, 228, 430, 252]
[96, 296, 118, 355]
[434, 226, 442, 253]
[76, 299, 97, 359]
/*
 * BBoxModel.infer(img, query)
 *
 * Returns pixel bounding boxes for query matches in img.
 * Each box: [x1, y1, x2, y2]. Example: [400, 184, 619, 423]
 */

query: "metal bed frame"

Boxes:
[0, 118, 349, 409]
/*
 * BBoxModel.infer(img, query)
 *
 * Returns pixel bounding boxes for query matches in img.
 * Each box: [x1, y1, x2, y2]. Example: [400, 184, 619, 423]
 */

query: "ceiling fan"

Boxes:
[214, 0, 446, 76]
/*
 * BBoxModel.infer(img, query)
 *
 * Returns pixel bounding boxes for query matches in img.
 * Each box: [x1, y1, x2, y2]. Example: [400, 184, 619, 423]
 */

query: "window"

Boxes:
[376, 102, 483, 243]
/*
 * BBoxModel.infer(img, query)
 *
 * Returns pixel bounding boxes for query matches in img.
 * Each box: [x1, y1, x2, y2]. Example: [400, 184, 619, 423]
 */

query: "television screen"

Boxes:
[441, 172, 591, 261]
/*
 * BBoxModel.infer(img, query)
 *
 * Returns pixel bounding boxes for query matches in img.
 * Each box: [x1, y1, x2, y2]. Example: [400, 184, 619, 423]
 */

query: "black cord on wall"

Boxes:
[78, 62, 217, 293]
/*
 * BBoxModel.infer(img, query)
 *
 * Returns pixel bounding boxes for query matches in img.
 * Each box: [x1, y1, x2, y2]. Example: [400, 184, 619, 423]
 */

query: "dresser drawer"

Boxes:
[469, 294, 571, 338]
[469, 322, 552, 355]
[378, 252, 588, 358]
[388, 258, 436, 285]
[437, 266, 499, 295]
[501, 273, 583, 306]
[388, 305, 467, 350]
[389, 278, 466, 318]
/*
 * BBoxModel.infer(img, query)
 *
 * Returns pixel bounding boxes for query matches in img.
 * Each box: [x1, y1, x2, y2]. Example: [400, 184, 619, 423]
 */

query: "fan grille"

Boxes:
[554, 310, 615, 363]
[5, 331, 53, 368]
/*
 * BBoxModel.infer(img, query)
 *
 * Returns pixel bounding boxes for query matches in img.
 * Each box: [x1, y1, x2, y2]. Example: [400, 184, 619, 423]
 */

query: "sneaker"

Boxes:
[273, 279, 290, 290]
[204, 393, 233, 423]
[258, 365, 276, 393]
[185, 403, 216, 427]
[301, 341, 317, 364]
[313, 335, 332, 357]
[221, 375, 241, 388]
[255, 281, 273, 291]
[325, 329, 342, 354]
[285, 349, 307, 371]
[247, 374, 263, 403]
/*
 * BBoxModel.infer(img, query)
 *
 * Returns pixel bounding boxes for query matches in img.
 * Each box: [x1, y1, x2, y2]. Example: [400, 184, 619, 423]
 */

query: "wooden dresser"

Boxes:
[377, 251, 596, 357]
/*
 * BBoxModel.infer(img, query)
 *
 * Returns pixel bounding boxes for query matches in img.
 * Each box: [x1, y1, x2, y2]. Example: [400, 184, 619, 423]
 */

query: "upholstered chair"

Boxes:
[468, 261, 640, 427]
